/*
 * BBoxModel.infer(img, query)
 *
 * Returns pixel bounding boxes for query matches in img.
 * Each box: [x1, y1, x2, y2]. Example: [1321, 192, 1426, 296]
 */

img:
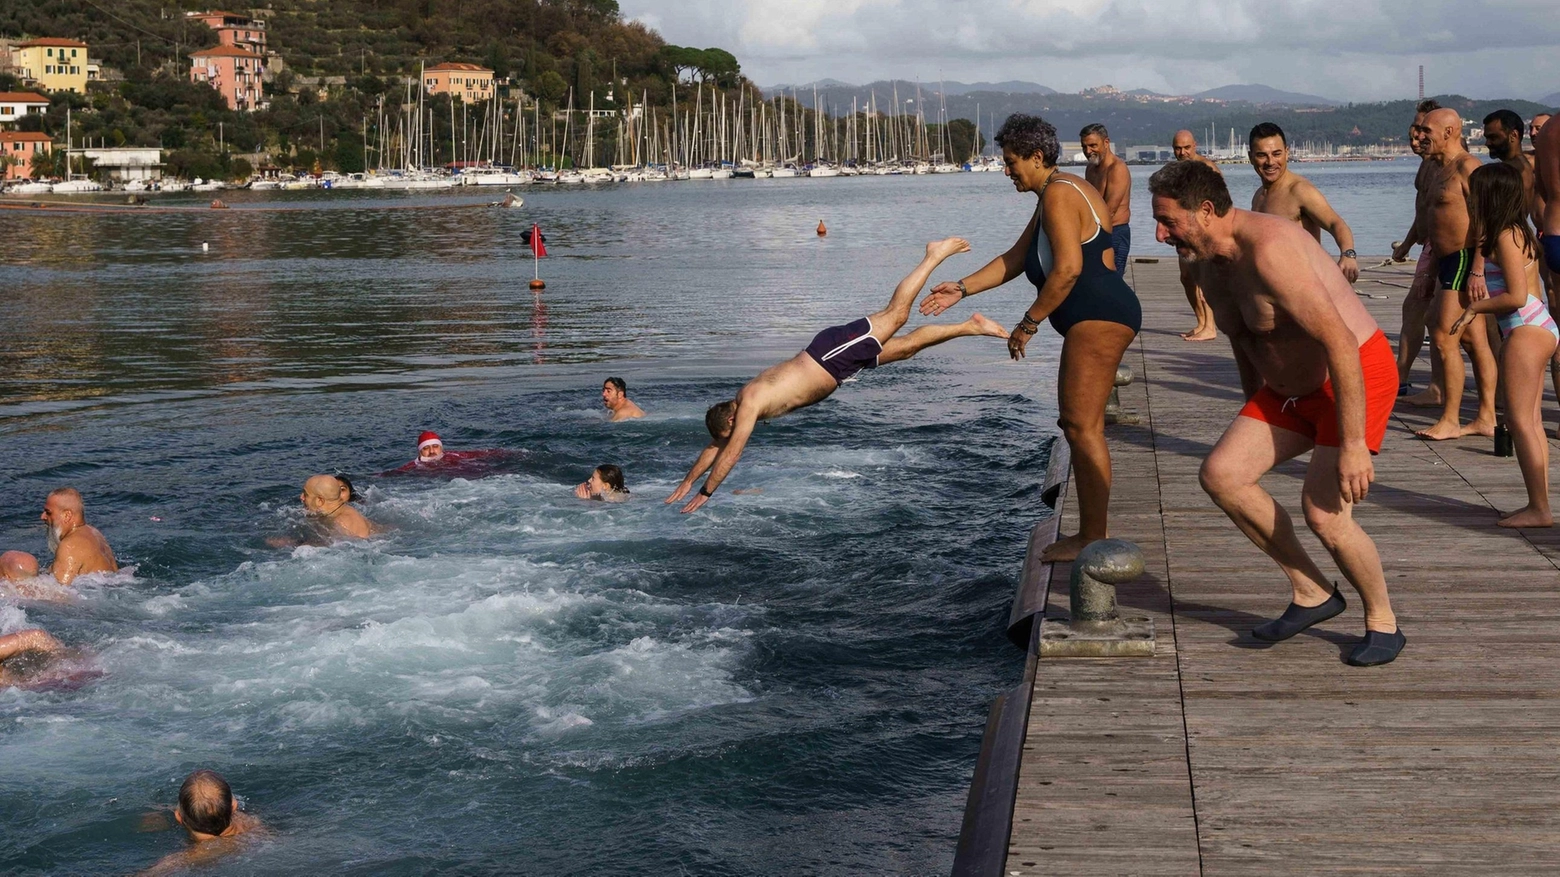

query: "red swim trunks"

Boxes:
[1238, 330, 1398, 453]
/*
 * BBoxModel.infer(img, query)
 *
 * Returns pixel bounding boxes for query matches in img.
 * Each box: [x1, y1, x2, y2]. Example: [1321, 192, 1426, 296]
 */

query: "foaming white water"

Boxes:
[0, 604, 28, 634]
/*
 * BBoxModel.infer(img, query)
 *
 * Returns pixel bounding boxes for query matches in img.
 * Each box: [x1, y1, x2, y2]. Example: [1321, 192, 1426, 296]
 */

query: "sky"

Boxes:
[618, 0, 1560, 103]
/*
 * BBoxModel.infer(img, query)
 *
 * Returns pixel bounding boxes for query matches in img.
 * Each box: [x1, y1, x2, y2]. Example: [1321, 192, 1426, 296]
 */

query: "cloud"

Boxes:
[618, 0, 1560, 101]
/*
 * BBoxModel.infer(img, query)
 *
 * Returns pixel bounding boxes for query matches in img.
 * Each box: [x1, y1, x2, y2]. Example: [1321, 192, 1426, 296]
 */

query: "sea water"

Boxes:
[0, 164, 1416, 874]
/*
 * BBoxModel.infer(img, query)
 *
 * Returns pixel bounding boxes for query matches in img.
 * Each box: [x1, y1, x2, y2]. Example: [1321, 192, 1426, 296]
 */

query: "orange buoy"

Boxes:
[210, 199, 228, 209]
[529, 279, 546, 290]
[816, 220, 827, 236]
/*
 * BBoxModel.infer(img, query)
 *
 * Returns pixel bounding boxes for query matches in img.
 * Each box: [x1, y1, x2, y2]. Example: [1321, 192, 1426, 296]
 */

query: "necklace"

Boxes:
[1034, 168, 1059, 199]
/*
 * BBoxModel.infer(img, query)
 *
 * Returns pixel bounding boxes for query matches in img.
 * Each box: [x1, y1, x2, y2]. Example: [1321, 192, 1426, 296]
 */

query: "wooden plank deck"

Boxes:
[1005, 259, 1560, 876]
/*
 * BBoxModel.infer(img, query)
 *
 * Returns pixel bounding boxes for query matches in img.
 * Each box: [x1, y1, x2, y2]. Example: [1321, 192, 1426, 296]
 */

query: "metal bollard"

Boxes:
[1040, 538, 1156, 657]
[1104, 365, 1138, 425]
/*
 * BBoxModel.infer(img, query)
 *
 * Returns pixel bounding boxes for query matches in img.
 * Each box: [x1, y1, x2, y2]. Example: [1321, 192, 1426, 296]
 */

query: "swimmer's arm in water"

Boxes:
[0, 628, 63, 663]
[666, 442, 722, 504]
[136, 813, 266, 876]
[681, 408, 759, 513]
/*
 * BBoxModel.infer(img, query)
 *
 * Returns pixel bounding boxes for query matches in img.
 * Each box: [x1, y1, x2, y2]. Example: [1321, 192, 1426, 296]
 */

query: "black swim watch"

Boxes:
[1340, 249, 1357, 259]
[698, 485, 714, 497]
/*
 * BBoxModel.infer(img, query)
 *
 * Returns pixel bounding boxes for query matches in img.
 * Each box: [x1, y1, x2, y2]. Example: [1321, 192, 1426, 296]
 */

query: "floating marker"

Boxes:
[817, 220, 827, 236]
[529, 278, 546, 290]
[201, 242, 209, 252]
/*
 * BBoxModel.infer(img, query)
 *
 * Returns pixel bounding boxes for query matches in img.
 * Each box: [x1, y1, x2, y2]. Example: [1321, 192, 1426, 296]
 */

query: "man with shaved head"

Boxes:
[1417, 106, 1498, 440]
[1529, 114, 1551, 157]
[300, 474, 376, 539]
[0, 550, 39, 583]
[1081, 123, 1133, 276]
[1173, 129, 1222, 340]
[141, 769, 264, 875]
[39, 488, 117, 585]
[1248, 122, 1361, 283]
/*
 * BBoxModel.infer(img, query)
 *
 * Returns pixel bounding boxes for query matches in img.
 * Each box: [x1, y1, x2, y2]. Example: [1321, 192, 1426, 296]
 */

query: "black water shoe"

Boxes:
[1251, 588, 1346, 642]
[1346, 629, 1406, 666]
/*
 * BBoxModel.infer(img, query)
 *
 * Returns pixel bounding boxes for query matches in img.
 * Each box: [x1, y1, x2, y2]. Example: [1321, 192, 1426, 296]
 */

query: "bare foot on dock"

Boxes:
[1180, 327, 1217, 341]
[1415, 420, 1464, 441]
[1461, 417, 1496, 438]
[1399, 388, 1444, 408]
[1498, 506, 1554, 528]
[1040, 533, 1095, 563]
[968, 312, 1010, 339]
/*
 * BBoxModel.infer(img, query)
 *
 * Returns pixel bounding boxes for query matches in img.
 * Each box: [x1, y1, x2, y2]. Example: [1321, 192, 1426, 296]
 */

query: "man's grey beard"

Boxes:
[46, 524, 61, 554]
[1086, 154, 1102, 166]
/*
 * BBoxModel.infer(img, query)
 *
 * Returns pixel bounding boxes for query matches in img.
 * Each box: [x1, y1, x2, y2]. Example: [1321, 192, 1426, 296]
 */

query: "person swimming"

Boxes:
[385, 431, 521, 477]
[575, 464, 630, 502]
[138, 769, 265, 876]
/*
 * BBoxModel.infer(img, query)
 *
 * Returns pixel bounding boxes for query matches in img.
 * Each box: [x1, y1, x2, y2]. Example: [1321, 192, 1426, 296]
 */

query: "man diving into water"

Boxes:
[667, 238, 1008, 513]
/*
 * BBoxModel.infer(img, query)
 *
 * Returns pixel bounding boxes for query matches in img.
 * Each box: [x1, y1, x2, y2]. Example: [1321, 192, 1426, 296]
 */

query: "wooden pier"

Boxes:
[958, 259, 1560, 876]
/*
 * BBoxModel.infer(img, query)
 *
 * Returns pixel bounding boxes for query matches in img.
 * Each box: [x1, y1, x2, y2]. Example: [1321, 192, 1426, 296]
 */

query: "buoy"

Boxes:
[201, 242, 209, 252]
[817, 220, 827, 236]
[529, 279, 546, 290]
[210, 199, 228, 209]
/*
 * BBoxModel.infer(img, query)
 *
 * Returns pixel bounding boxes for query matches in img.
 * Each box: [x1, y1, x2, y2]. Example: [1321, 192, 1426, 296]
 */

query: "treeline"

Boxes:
[0, 0, 761, 176]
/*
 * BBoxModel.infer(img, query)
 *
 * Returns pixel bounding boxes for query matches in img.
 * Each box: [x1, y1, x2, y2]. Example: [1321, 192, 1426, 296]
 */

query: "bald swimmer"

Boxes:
[1173, 129, 1222, 341]
[40, 488, 118, 585]
[0, 550, 39, 583]
[139, 770, 265, 876]
[300, 475, 376, 539]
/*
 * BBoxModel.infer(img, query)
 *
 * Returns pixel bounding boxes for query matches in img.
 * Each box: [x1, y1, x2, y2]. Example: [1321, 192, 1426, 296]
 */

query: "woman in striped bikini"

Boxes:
[1452, 162, 1557, 527]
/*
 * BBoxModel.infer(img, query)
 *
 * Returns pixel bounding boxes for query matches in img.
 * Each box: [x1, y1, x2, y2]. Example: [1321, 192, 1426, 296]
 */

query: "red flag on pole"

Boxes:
[528, 224, 548, 258]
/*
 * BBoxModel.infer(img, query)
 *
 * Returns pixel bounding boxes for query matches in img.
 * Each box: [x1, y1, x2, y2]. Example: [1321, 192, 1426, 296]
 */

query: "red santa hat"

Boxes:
[417, 431, 443, 450]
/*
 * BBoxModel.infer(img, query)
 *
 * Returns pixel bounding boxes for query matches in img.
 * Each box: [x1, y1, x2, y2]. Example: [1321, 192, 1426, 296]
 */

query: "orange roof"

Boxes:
[190, 45, 262, 58]
[17, 38, 88, 48]
[0, 92, 50, 104]
[427, 62, 492, 73]
[0, 132, 53, 142]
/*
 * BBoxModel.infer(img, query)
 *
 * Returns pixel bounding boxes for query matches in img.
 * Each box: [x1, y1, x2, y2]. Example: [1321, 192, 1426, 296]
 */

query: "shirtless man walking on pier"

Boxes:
[1248, 123, 1360, 283]
[1081, 124, 1133, 276]
[668, 238, 1007, 513]
[1393, 100, 1446, 405]
[1418, 107, 1498, 440]
[1149, 161, 1405, 666]
[1173, 130, 1221, 341]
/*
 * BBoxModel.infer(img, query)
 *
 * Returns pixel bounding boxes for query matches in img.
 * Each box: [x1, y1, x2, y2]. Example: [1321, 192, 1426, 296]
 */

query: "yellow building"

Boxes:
[12, 38, 89, 94]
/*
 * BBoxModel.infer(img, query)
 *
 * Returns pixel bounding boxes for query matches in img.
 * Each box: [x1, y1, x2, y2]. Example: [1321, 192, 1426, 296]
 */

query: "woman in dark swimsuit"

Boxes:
[921, 114, 1141, 561]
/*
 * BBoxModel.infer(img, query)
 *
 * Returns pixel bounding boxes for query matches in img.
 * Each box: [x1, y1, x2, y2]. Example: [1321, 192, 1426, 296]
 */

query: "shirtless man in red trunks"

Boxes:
[1149, 160, 1405, 667]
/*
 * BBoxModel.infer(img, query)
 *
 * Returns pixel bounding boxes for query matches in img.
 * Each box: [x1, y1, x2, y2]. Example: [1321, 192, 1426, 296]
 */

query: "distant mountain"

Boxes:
[1126, 88, 1170, 97]
[1540, 92, 1560, 108]
[765, 79, 1055, 98]
[1193, 84, 1341, 107]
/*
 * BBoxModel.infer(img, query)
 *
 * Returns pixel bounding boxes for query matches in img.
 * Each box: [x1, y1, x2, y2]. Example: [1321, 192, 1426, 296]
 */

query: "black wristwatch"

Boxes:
[698, 485, 714, 498]
[1340, 249, 1357, 259]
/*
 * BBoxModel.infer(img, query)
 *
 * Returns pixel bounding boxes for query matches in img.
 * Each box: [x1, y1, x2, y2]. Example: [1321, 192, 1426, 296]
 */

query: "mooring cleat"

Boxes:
[1251, 587, 1346, 642]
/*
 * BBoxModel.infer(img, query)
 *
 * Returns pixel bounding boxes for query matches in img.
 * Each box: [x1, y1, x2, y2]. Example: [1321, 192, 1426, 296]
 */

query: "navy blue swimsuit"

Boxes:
[1023, 179, 1143, 336]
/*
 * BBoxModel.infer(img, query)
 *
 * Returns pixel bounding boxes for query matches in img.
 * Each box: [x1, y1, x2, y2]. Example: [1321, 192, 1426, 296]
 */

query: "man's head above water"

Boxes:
[0, 550, 39, 583]
[416, 431, 444, 462]
[176, 769, 236, 839]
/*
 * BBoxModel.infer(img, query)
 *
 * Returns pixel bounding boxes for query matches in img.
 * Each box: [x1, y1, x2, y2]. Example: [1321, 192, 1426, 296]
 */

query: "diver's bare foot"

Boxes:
[1181, 327, 1217, 341]
[928, 237, 971, 260]
[1498, 506, 1554, 528]
[1415, 420, 1464, 440]
[1461, 418, 1496, 438]
[1040, 533, 1095, 562]
[1401, 388, 1443, 407]
[968, 312, 1009, 339]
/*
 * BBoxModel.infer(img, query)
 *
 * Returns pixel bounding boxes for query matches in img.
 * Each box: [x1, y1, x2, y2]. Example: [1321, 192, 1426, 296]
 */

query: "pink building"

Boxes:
[1, 131, 52, 180]
[185, 10, 268, 56]
[190, 45, 266, 111]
